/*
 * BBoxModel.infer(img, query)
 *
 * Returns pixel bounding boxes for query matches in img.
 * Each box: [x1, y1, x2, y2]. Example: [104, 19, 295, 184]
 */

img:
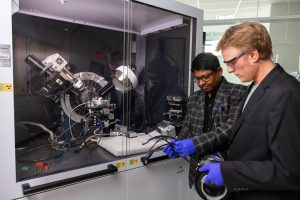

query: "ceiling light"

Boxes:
[60, 0, 68, 4]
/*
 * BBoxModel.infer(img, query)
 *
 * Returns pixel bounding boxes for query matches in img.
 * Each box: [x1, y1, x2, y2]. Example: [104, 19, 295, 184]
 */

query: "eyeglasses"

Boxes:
[223, 52, 245, 67]
[193, 71, 215, 82]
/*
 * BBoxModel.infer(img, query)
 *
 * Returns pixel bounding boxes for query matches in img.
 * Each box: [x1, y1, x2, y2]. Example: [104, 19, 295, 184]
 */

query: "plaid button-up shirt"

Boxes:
[177, 77, 247, 187]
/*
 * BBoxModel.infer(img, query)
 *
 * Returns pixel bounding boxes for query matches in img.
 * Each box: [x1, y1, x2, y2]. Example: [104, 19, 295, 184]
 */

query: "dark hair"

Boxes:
[191, 52, 220, 72]
[108, 51, 123, 67]
[147, 58, 171, 76]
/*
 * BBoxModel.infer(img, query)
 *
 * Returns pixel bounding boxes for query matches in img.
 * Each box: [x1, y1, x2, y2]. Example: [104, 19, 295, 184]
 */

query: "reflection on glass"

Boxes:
[13, 1, 193, 182]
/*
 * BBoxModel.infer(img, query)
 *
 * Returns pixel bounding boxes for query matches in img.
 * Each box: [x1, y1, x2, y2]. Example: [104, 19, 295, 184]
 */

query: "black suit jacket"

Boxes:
[222, 64, 300, 200]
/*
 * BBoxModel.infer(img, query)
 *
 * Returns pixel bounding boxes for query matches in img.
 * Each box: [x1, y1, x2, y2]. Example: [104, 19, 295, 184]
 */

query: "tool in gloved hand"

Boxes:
[172, 139, 196, 157]
[199, 162, 224, 187]
[162, 140, 177, 158]
[163, 138, 196, 157]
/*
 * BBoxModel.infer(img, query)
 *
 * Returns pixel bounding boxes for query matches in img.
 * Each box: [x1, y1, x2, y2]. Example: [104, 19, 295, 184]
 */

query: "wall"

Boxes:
[270, 2, 300, 74]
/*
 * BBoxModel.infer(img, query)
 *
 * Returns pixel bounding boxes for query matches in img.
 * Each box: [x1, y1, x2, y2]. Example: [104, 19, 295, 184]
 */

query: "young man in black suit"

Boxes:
[200, 21, 300, 200]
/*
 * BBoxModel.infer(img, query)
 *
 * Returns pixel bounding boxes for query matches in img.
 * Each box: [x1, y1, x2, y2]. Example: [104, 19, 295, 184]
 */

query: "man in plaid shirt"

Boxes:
[163, 52, 247, 188]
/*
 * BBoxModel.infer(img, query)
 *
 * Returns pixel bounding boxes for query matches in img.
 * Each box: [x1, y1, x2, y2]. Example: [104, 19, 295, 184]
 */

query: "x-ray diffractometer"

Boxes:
[0, 0, 203, 199]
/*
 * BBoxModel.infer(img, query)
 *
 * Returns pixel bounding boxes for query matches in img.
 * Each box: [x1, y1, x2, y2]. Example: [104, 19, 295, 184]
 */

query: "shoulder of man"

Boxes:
[272, 64, 300, 90]
[188, 89, 203, 99]
[221, 78, 248, 97]
[184, 90, 203, 107]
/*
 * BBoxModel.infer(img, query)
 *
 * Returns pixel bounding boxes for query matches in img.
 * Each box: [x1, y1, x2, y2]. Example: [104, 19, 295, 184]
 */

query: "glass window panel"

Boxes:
[13, 0, 130, 182]
[204, 19, 300, 84]
[12, 0, 198, 184]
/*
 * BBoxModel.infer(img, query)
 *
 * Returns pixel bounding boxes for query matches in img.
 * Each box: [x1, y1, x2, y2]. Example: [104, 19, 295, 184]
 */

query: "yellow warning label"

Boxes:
[115, 161, 126, 169]
[129, 158, 139, 165]
[0, 83, 12, 92]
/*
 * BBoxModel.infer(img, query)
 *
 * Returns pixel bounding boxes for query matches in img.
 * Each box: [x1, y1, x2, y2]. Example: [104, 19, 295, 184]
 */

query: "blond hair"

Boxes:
[217, 21, 273, 60]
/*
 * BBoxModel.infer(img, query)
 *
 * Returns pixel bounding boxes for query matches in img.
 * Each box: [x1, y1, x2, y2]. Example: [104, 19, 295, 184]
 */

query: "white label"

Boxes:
[0, 44, 11, 67]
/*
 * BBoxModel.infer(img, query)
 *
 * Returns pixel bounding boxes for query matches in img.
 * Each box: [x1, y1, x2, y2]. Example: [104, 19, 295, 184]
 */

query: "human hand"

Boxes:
[172, 139, 195, 157]
[163, 140, 177, 158]
[199, 162, 224, 187]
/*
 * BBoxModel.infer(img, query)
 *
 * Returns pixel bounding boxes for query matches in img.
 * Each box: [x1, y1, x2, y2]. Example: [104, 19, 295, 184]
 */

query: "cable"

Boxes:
[19, 121, 54, 140]
[142, 135, 190, 163]
[68, 102, 91, 140]
[17, 144, 63, 163]
[54, 112, 89, 141]
[142, 135, 175, 145]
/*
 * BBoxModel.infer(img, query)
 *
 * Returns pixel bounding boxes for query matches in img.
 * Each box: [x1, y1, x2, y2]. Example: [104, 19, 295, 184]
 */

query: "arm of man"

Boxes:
[163, 95, 194, 157]
[192, 84, 246, 154]
[178, 92, 195, 139]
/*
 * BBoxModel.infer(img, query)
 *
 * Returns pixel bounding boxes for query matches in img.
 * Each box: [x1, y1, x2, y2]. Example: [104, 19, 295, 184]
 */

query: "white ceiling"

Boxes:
[16, 0, 300, 29]
[176, 0, 300, 20]
[17, 0, 184, 35]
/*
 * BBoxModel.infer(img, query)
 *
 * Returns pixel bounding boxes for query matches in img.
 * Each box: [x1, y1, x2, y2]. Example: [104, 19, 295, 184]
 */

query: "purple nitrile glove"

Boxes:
[199, 162, 224, 187]
[172, 138, 196, 157]
[163, 140, 177, 158]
